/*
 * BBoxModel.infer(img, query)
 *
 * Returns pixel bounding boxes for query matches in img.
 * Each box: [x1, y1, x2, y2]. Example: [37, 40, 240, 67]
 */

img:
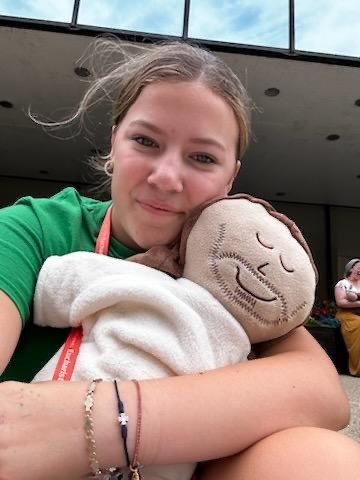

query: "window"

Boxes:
[0, 0, 74, 22]
[78, 0, 185, 36]
[295, 0, 360, 57]
[188, 0, 289, 49]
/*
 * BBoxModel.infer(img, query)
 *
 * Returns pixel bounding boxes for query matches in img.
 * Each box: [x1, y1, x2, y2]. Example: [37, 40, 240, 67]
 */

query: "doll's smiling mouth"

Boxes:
[236, 266, 277, 302]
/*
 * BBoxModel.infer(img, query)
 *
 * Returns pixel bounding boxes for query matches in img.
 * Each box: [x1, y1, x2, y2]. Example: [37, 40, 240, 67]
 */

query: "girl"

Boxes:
[0, 40, 359, 480]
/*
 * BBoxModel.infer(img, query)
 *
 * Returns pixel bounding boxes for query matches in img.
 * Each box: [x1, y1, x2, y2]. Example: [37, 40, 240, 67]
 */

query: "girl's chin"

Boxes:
[134, 233, 179, 251]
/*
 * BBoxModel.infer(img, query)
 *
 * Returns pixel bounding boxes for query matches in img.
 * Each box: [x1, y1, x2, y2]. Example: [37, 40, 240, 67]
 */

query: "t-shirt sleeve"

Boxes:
[335, 279, 348, 290]
[0, 202, 45, 325]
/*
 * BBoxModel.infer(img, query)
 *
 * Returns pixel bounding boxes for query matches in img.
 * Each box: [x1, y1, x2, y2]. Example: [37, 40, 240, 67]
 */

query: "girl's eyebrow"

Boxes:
[128, 119, 163, 134]
[189, 137, 226, 152]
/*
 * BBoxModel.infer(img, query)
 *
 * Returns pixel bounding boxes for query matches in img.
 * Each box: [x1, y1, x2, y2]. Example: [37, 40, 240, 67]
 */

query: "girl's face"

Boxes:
[110, 80, 240, 250]
[350, 262, 360, 279]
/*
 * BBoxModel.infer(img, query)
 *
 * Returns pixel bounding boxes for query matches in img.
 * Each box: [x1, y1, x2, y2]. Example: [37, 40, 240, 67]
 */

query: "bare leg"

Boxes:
[197, 427, 360, 480]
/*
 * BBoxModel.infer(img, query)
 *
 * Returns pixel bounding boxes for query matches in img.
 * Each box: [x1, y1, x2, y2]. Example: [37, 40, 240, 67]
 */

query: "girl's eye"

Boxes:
[191, 153, 216, 164]
[134, 135, 157, 148]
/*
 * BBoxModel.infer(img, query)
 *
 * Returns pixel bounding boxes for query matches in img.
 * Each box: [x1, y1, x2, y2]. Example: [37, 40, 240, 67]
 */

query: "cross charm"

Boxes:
[118, 412, 129, 425]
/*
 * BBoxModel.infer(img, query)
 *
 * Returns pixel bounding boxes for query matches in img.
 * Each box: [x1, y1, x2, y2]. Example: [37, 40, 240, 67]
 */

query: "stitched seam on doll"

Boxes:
[210, 256, 287, 327]
[209, 225, 291, 327]
[290, 300, 307, 318]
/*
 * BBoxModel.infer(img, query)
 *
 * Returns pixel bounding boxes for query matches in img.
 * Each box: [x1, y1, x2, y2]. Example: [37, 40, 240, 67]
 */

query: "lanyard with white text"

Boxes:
[52, 205, 113, 381]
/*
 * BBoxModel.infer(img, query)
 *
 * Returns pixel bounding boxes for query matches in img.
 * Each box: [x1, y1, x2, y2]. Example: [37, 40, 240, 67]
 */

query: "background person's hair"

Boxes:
[344, 258, 360, 278]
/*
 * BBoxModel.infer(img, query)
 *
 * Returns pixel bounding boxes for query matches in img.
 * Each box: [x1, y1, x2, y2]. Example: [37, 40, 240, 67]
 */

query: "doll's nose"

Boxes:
[257, 262, 270, 276]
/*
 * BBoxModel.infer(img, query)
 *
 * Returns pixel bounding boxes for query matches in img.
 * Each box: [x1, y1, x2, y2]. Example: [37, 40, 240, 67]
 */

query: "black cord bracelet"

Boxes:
[113, 379, 131, 468]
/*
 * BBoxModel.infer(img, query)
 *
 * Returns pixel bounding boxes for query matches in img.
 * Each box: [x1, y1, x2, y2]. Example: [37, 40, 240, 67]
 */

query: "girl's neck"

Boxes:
[349, 275, 360, 285]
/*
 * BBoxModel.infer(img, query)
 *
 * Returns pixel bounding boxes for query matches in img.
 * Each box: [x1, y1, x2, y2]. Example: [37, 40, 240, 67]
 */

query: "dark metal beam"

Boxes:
[71, 0, 81, 28]
[1, 15, 360, 68]
[289, 0, 295, 52]
[182, 0, 191, 39]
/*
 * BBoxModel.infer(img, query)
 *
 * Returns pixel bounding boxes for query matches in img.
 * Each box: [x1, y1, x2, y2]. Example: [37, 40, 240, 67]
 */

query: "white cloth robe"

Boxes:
[33, 251, 251, 480]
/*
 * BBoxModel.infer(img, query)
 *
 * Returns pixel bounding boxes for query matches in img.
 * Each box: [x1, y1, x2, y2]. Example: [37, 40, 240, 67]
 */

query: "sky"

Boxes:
[0, 0, 359, 58]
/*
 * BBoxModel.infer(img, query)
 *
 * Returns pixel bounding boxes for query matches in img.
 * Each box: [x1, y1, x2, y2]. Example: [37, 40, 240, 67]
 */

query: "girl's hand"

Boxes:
[345, 290, 358, 302]
[0, 380, 89, 480]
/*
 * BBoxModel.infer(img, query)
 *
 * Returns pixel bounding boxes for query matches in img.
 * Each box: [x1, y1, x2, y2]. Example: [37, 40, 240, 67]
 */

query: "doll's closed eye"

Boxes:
[256, 232, 274, 249]
[280, 255, 294, 273]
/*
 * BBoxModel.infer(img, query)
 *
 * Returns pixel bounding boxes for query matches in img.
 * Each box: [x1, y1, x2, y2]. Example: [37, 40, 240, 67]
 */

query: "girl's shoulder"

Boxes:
[335, 278, 351, 289]
[13, 186, 109, 213]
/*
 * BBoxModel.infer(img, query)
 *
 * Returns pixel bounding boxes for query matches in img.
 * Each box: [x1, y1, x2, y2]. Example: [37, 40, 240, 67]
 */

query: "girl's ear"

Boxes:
[110, 125, 117, 151]
[110, 125, 120, 158]
[226, 160, 241, 194]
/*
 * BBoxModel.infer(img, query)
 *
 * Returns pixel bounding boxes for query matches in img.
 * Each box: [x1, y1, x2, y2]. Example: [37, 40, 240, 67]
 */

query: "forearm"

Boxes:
[336, 299, 360, 308]
[334, 286, 360, 308]
[97, 329, 349, 467]
[0, 329, 349, 479]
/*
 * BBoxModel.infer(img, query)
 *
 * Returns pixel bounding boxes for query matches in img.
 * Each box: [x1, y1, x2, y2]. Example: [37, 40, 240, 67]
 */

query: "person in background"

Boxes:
[335, 258, 360, 376]
[0, 39, 360, 480]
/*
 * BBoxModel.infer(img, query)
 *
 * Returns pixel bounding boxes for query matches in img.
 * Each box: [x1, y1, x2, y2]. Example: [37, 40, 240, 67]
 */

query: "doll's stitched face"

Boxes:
[183, 199, 316, 342]
[208, 224, 298, 327]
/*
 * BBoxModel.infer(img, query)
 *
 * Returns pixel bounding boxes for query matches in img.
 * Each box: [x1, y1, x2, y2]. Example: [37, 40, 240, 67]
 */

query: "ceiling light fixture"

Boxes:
[74, 66, 91, 78]
[264, 88, 280, 97]
[0, 100, 14, 108]
[326, 134, 340, 141]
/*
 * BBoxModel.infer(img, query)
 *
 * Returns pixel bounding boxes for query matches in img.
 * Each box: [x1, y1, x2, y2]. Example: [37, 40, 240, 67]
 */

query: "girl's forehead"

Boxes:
[125, 81, 238, 128]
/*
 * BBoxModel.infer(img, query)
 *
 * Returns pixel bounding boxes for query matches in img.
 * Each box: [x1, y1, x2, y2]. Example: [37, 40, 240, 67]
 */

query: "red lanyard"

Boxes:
[52, 205, 113, 381]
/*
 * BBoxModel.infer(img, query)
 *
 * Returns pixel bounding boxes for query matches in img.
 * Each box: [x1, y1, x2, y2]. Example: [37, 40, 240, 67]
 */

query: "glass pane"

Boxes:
[295, 0, 360, 57]
[188, 0, 289, 49]
[0, 0, 74, 22]
[78, 0, 185, 36]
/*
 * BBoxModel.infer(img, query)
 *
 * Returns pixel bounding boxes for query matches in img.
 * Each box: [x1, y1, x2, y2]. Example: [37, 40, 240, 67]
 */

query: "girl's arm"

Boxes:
[0, 291, 22, 374]
[0, 326, 349, 480]
[334, 285, 360, 308]
[130, 326, 348, 466]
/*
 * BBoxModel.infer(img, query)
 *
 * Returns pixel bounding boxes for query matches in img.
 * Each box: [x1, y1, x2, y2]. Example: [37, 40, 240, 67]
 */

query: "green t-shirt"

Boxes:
[0, 187, 135, 382]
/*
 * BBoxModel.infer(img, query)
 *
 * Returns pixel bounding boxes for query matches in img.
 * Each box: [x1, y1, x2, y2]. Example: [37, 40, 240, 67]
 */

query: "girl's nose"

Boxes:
[147, 155, 184, 193]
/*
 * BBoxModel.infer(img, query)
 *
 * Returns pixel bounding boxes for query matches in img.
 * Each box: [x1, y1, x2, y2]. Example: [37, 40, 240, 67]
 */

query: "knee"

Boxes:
[247, 427, 359, 473]
[198, 427, 360, 480]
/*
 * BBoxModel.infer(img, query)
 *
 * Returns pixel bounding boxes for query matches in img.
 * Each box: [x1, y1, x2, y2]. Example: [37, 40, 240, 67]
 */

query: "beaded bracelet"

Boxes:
[84, 379, 103, 477]
[113, 380, 131, 467]
[84, 379, 122, 480]
[113, 380, 143, 480]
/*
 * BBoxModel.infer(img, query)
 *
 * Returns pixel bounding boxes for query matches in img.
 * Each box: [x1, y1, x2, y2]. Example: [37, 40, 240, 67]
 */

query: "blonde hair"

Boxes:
[36, 37, 252, 191]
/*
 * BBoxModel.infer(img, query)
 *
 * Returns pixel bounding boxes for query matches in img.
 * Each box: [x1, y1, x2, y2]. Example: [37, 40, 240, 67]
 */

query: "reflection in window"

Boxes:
[188, 0, 289, 49]
[78, 0, 185, 36]
[295, 0, 360, 57]
[0, 0, 74, 22]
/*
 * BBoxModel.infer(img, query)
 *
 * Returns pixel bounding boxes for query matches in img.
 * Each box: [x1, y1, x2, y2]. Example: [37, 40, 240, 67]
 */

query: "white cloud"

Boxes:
[188, 0, 289, 48]
[0, 0, 74, 22]
[295, 0, 360, 56]
[77, 0, 184, 36]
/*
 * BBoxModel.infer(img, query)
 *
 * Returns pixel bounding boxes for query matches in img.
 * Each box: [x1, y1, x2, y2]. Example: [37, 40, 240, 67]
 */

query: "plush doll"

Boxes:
[32, 194, 317, 480]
